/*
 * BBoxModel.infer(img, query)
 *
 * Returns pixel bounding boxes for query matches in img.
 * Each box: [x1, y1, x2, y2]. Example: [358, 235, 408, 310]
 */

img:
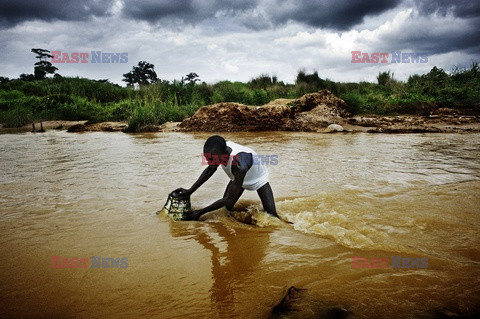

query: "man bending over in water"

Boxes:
[175, 135, 280, 221]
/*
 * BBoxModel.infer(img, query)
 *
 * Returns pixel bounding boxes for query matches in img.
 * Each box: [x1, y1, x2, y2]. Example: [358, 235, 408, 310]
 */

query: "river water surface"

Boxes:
[0, 131, 479, 318]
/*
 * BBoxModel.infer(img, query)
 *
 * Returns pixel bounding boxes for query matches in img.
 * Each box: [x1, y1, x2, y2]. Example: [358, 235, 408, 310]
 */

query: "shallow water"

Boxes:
[0, 131, 479, 318]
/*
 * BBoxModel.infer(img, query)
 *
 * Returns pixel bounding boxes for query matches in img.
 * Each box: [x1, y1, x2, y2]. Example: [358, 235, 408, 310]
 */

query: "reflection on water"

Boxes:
[0, 131, 479, 318]
[169, 220, 270, 318]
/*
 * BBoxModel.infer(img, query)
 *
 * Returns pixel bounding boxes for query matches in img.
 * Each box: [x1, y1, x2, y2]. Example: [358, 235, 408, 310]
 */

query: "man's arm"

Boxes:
[188, 152, 252, 220]
[175, 165, 217, 197]
[188, 165, 217, 194]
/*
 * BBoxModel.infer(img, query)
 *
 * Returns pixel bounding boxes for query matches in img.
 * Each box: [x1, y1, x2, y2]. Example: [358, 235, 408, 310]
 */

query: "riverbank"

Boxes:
[347, 112, 480, 133]
[2, 113, 479, 134]
[3, 90, 479, 134]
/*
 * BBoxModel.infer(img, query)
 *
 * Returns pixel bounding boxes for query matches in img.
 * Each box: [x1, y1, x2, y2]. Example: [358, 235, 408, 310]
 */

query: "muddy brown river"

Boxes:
[1, 131, 479, 318]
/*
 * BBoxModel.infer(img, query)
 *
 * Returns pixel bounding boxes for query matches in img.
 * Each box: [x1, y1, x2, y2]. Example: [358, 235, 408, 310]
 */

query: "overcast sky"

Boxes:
[0, 0, 479, 85]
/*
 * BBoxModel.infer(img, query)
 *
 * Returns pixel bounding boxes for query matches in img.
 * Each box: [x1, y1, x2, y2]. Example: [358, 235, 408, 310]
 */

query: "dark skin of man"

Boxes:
[176, 146, 280, 221]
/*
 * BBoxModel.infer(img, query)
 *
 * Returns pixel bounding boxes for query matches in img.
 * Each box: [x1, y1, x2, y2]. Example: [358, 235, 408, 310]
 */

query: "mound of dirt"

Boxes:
[179, 90, 350, 132]
[179, 102, 296, 132]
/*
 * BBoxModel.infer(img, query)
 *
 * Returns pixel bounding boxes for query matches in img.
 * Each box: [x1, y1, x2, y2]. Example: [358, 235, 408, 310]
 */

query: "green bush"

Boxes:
[340, 91, 364, 115]
[125, 103, 162, 132]
[106, 102, 134, 121]
[0, 89, 25, 101]
[124, 101, 200, 132]
[0, 106, 32, 128]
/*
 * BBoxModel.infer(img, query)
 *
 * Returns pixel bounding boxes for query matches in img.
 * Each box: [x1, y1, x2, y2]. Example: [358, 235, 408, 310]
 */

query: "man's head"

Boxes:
[203, 135, 227, 158]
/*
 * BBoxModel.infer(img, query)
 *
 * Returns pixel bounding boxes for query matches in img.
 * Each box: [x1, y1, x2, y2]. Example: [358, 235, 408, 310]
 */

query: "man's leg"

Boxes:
[224, 180, 245, 211]
[257, 183, 279, 218]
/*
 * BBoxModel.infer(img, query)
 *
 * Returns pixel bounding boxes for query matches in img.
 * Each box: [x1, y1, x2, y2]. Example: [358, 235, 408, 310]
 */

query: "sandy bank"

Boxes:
[1, 91, 479, 134]
[5, 118, 479, 134]
[178, 90, 480, 133]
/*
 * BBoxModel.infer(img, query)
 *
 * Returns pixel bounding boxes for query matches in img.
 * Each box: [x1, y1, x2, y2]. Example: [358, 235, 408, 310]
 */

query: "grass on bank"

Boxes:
[0, 64, 479, 131]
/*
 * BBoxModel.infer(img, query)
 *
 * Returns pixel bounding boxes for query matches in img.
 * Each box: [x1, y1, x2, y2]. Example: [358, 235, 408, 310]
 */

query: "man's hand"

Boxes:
[185, 210, 202, 221]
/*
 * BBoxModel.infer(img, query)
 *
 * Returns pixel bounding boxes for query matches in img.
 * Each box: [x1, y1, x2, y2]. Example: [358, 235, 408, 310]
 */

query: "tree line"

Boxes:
[0, 48, 478, 131]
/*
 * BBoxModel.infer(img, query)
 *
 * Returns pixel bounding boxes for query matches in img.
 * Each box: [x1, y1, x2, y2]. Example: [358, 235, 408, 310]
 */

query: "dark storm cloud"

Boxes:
[123, 0, 194, 21]
[122, 0, 259, 24]
[266, 0, 402, 30]
[382, 25, 480, 56]
[379, 8, 480, 56]
[0, 0, 114, 28]
[377, 0, 480, 56]
[416, 0, 480, 18]
[121, 0, 402, 30]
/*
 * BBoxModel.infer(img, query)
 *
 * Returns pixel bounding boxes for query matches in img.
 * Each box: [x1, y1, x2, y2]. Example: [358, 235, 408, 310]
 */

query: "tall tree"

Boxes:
[122, 61, 158, 87]
[31, 48, 58, 79]
[377, 70, 393, 86]
[185, 72, 200, 85]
